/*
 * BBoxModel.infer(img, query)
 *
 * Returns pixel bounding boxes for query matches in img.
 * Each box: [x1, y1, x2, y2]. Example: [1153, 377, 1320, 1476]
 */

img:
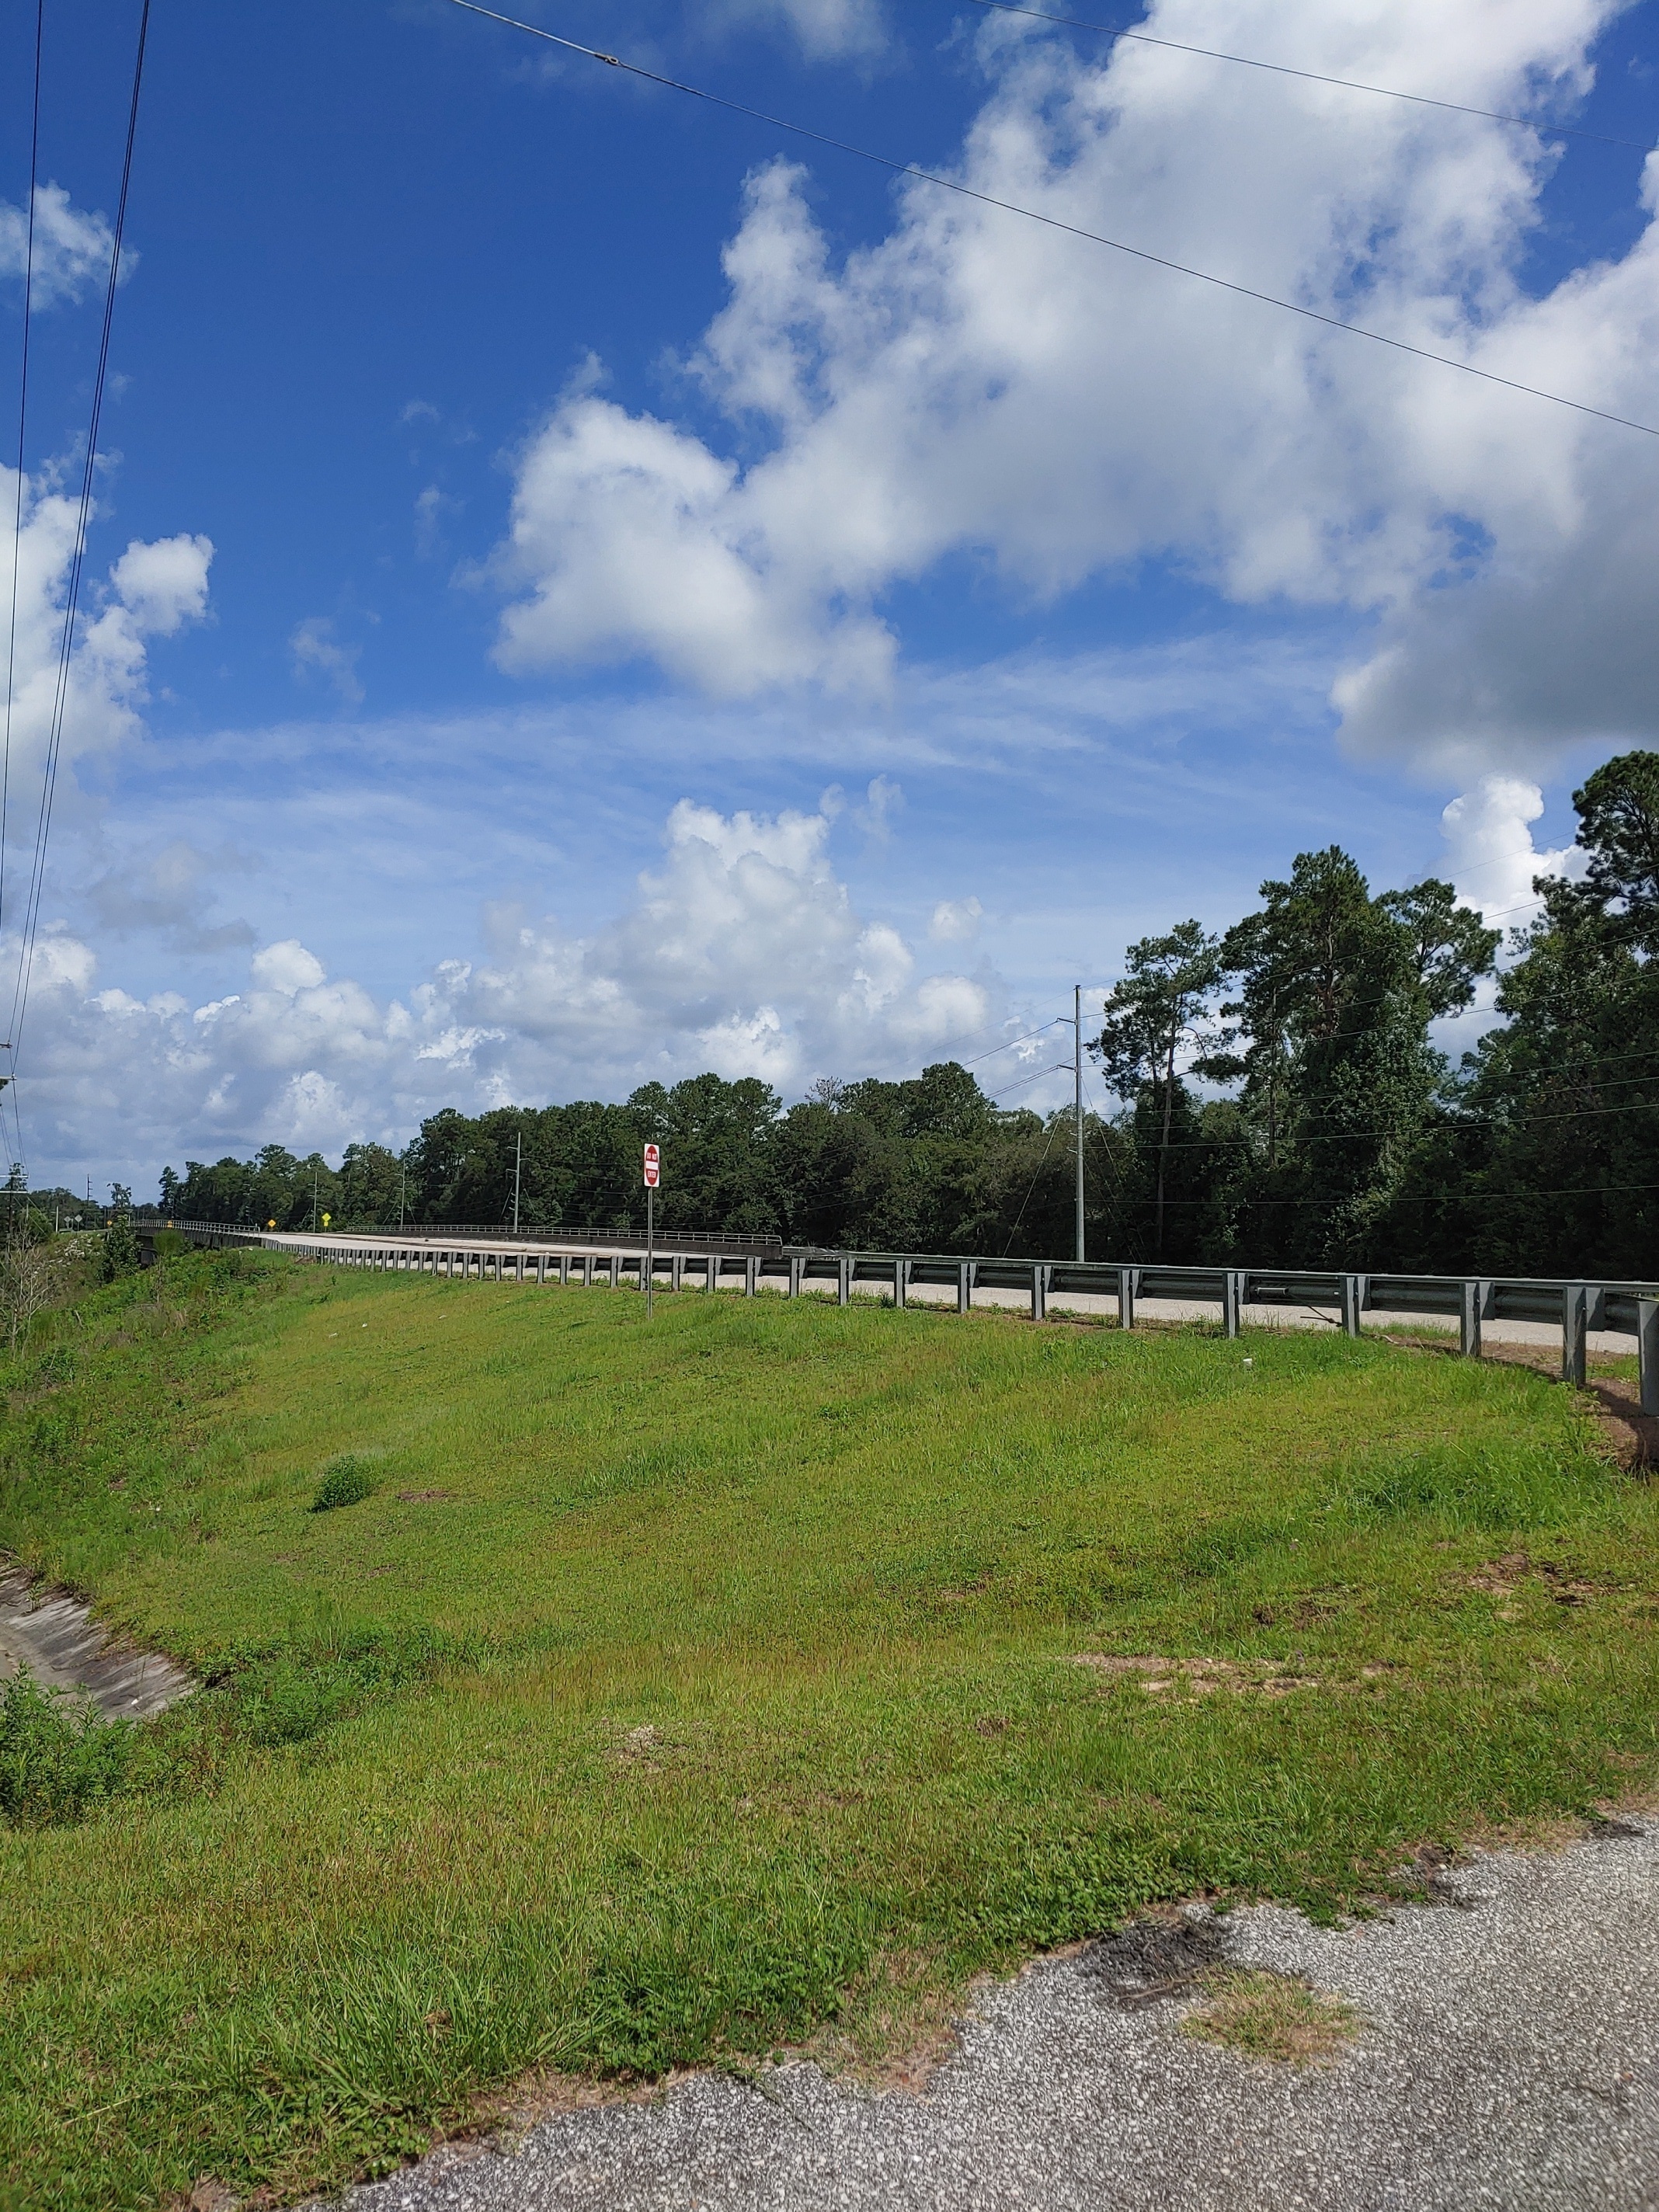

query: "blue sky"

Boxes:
[3, 0, 1658, 1195]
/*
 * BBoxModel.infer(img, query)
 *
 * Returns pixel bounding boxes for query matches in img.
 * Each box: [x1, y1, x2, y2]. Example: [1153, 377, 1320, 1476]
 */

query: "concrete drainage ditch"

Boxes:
[0, 1565, 195, 1718]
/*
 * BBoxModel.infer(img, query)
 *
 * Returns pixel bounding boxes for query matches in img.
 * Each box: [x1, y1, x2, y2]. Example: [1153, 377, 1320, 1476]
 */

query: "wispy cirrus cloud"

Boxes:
[0, 182, 127, 309]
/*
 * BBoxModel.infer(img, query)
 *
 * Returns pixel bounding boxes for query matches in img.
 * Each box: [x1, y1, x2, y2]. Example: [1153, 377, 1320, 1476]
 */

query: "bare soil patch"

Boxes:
[1071, 1653, 1321, 1696]
[1466, 1551, 1604, 1606]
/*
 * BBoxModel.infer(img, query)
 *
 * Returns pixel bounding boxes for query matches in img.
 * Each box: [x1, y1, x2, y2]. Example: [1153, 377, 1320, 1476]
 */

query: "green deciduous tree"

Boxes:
[1094, 921, 1228, 1257]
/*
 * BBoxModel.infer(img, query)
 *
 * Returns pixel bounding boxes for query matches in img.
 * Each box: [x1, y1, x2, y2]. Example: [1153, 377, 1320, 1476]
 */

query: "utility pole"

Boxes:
[399, 1160, 407, 1229]
[1074, 983, 1086, 1263]
[512, 1130, 522, 1235]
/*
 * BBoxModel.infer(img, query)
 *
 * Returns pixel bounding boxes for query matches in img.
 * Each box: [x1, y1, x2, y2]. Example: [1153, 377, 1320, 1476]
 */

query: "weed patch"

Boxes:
[1182, 1967, 1362, 2065]
[0, 1668, 133, 1824]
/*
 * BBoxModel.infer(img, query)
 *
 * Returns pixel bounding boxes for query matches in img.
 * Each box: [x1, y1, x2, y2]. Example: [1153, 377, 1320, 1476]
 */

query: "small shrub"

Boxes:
[99, 1221, 141, 1281]
[0, 1668, 133, 1824]
[310, 1456, 377, 1513]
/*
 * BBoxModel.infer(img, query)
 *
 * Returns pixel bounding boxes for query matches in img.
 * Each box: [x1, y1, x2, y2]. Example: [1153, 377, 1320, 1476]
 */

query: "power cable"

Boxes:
[1132, 1174, 1659, 1207]
[951, 0, 1656, 154]
[963, 1014, 1068, 1066]
[987, 1056, 1071, 1099]
[0, 0, 44, 1182]
[1113, 1085, 1659, 1154]
[441, 0, 1659, 440]
[1000, 1098, 1064, 1252]
[1102, 1045, 1659, 1144]
[6, 0, 152, 1112]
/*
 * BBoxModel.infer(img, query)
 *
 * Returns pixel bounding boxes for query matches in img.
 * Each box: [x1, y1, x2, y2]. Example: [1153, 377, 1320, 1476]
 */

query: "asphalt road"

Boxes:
[323, 1818, 1659, 2212]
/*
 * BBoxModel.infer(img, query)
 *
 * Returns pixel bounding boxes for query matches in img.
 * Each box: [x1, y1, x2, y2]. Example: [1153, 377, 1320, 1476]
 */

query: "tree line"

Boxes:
[165, 752, 1659, 1278]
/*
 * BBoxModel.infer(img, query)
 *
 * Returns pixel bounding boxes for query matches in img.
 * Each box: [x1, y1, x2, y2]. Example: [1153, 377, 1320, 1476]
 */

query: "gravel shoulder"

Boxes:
[325, 1820, 1659, 2212]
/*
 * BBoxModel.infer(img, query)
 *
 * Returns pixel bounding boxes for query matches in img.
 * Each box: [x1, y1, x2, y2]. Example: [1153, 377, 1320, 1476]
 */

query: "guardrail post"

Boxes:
[607, 1255, 620, 1290]
[1223, 1271, 1243, 1339]
[580, 1255, 593, 1288]
[745, 1257, 757, 1298]
[1031, 1264, 1048, 1322]
[958, 1261, 970, 1314]
[788, 1256, 802, 1298]
[1459, 1280, 1482, 1358]
[1563, 1283, 1588, 1387]
[671, 1256, 683, 1292]
[837, 1256, 850, 1306]
[1340, 1274, 1362, 1337]
[1640, 1299, 1659, 1417]
[893, 1259, 909, 1309]
[1118, 1267, 1137, 1330]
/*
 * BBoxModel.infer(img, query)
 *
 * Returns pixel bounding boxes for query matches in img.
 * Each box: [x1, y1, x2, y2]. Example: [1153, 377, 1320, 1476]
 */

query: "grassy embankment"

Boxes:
[1, 1249, 1655, 2210]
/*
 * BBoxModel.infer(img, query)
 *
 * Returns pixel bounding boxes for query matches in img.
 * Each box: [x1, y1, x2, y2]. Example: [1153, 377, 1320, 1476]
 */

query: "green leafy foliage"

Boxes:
[98, 1220, 141, 1280]
[0, 1669, 133, 1824]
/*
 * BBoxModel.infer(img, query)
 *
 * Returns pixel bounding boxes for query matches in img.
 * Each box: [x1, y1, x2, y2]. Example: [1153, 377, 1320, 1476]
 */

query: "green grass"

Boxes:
[1, 1250, 1655, 2210]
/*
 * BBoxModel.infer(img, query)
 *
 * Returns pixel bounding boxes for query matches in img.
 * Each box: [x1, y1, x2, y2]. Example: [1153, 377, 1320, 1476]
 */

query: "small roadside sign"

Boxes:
[642, 1144, 660, 1188]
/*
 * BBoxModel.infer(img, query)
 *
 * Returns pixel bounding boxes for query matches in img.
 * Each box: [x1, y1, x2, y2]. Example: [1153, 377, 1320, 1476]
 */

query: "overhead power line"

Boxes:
[954, 0, 1656, 154]
[1139, 1175, 1659, 1207]
[0, 0, 45, 1179]
[1121, 1085, 1659, 1154]
[443, 0, 1659, 440]
[964, 1015, 1067, 1066]
[5, 0, 153, 1114]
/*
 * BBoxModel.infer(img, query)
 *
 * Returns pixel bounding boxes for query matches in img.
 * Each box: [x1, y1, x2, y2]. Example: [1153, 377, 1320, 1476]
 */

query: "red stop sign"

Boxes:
[642, 1143, 660, 1188]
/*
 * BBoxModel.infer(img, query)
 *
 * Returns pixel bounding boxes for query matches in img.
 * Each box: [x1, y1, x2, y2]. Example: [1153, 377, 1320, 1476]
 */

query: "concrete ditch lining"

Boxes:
[0, 1565, 195, 1719]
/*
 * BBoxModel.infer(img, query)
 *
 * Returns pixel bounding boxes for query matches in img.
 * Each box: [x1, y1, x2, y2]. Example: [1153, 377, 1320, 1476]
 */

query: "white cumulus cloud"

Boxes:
[490, 0, 1659, 774]
[0, 465, 211, 790]
[1438, 772, 1586, 924]
[8, 798, 996, 1184]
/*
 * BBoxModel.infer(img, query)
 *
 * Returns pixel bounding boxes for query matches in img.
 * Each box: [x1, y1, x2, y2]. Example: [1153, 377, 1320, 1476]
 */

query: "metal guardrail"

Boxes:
[151, 1218, 780, 1253]
[142, 1220, 1659, 1412]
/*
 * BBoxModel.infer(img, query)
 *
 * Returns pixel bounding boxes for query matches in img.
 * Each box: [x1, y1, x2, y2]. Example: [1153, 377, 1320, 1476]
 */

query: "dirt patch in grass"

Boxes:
[471, 2066, 669, 2143]
[1466, 1552, 1604, 1606]
[1071, 1654, 1322, 1696]
[1182, 1967, 1361, 2065]
[806, 1946, 972, 2093]
[1583, 1378, 1658, 1471]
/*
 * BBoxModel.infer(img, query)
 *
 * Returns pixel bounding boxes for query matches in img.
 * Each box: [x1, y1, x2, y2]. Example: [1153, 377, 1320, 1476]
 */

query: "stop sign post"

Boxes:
[643, 1145, 660, 1315]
